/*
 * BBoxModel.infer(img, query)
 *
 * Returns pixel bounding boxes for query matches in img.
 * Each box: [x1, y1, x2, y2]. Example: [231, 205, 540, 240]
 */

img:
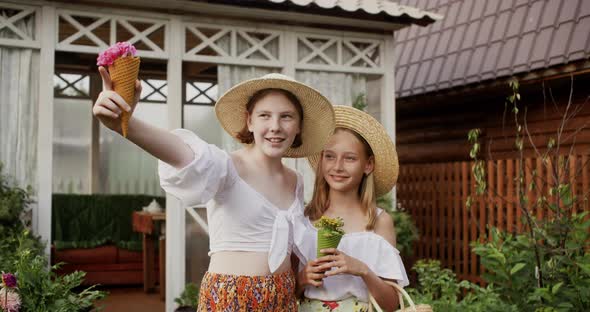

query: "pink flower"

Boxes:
[0, 288, 20, 312]
[97, 41, 137, 66]
[1, 273, 16, 288]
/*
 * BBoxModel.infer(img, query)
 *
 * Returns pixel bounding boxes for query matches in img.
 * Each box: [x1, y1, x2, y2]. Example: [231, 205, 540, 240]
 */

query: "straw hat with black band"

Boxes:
[308, 105, 399, 197]
[215, 73, 336, 158]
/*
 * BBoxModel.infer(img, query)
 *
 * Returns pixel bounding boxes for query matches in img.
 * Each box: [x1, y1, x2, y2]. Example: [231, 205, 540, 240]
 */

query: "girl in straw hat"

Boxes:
[93, 68, 335, 311]
[292, 106, 408, 312]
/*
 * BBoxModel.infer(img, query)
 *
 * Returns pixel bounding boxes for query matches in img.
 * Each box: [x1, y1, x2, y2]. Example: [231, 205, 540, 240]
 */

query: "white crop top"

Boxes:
[158, 129, 304, 273]
[293, 208, 409, 302]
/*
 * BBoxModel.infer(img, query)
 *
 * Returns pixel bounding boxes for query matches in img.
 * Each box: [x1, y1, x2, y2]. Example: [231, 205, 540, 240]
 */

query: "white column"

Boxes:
[281, 30, 298, 171]
[36, 5, 55, 257]
[166, 16, 185, 312]
[381, 33, 397, 205]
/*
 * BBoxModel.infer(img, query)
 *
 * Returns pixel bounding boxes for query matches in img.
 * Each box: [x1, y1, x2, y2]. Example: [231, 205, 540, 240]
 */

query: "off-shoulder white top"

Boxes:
[293, 208, 409, 302]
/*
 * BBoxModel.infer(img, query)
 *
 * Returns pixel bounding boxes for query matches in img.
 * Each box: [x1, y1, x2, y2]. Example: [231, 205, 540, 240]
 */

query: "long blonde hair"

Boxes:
[305, 128, 378, 230]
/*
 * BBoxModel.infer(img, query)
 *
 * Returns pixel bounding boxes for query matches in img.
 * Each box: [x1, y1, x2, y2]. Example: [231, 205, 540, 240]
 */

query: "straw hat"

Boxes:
[215, 73, 335, 158]
[309, 105, 399, 197]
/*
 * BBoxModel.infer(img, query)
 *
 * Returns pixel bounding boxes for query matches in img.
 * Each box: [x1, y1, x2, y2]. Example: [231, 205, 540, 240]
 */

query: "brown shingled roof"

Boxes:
[394, 0, 590, 98]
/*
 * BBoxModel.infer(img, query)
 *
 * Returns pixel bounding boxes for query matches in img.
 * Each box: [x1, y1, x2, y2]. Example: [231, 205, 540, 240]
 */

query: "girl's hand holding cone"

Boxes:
[298, 259, 326, 288]
[316, 248, 369, 277]
[93, 66, 142, 135]
[95, 42, 141, 137]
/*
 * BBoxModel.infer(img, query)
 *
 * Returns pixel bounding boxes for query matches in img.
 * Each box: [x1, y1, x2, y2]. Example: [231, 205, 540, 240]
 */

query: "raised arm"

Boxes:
[93, 66, 194, 169]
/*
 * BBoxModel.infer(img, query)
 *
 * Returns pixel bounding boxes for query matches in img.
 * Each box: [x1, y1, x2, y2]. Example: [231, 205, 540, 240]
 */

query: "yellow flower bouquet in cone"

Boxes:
[314, 216, 345, 258]
[97, 42, 140, 137]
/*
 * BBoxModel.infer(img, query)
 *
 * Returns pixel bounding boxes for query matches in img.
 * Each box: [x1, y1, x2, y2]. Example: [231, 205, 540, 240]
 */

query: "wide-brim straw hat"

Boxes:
[215, 73, 335, 158]
[308, 105, 399, 197]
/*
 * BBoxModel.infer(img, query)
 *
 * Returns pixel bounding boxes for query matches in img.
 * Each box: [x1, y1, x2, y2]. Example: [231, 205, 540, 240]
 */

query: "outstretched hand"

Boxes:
[316, 248, 369, 277]
[92, 66, 142, 134]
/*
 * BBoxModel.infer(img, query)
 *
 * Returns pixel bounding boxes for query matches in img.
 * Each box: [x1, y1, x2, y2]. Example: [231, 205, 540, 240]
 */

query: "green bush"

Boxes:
[406, 260, 518, 312]
[0, 163, 43, 270]
[472, 212, 590, 311]
[10, 232, 106, 312]
[175, 282, 200, 309]
[0, 164, 106, 312]
[467, 79, 590, 311]
[378, 193, 419, 256]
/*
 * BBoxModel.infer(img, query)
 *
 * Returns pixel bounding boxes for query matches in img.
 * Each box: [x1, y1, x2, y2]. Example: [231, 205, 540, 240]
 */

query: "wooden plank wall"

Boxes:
[396, 75, 590, 164]
[397, 155, 590, 284]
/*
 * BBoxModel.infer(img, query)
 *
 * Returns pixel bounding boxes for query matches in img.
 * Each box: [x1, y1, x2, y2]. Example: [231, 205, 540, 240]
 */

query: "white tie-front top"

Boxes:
[293, 208, 409, 302]
[158, 129, 303, 273]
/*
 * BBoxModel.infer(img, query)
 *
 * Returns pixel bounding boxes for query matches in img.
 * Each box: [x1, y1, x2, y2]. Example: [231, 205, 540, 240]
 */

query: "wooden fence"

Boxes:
[397, 155, 590, 284]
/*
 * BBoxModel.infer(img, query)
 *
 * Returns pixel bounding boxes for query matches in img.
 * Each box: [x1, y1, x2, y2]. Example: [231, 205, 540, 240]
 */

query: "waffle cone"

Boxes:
[317, 229, 343, 258]
[108, 56, 140, 137]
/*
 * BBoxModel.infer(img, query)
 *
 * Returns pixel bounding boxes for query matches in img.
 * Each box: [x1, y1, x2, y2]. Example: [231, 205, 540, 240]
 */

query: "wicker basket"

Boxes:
[369, 281, 433, 312]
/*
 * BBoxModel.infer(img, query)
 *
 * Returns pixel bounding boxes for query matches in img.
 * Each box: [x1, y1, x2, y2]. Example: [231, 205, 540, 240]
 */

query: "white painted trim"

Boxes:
[36, 4, 55, 258]
[382, 34, 397, 202]
[295, 32, 384, 73]
[183, 22, 283, 66]
[55, 43, 169, 60]
[55, 9, 169, 59]
[181, 15, 387, 40]
[0, 2, 41, 49]
[165, 16, 184, 312]
[74, 0, 408, 31]
[182, 55, 283, 68]
[295, 64, 385, 75]
[185, 205, 208, 233]
[0, 38, 39, 48]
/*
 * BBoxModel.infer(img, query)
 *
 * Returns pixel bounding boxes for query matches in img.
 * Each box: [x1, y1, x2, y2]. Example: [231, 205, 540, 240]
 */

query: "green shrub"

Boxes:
[378, 193, 419, 256]
[0, 164, 106, 312]
[406, 260, 518, 312]
[467, 79, 590, 311]
[10, 232, 106, 312]
[175, 282, 200, 309]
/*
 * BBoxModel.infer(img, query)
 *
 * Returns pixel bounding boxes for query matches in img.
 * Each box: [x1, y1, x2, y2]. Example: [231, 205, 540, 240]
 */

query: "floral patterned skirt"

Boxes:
[197, 271, 297, 312]
[299, 297, 370, 312]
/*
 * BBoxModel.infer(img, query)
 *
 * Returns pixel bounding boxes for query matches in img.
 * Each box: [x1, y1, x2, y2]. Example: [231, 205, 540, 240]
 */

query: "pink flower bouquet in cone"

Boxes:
[97, 42, 140, 138]
[314, 216, 345, 258]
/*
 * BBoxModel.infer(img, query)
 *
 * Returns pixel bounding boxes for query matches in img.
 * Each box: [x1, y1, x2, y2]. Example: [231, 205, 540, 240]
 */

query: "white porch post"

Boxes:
[281, 31, 297, 170]
[381, 33, 397, 206]
[36, 5, 55, 256]
[166, 16, 185, 312]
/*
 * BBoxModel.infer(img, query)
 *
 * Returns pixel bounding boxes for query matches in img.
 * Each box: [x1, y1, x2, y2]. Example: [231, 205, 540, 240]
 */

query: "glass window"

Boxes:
[99, 102, 167, 196]
[52, 97, 92, 194]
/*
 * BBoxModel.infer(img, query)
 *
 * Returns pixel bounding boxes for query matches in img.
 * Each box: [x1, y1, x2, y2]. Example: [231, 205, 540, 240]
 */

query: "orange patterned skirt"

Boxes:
[197, 270, 297, 312]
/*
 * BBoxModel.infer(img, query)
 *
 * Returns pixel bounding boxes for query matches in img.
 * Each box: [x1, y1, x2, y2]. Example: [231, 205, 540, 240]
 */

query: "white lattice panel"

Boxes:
[56, 9, 168, 59]
[0, 2, 40, 49]
[296, 33, 384, 74]
[54, 73, 90, 98]
[184, 22, 282, 67]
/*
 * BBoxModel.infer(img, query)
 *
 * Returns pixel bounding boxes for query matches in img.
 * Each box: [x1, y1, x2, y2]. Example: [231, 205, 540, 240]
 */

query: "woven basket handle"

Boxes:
[369, 281, 417, 312]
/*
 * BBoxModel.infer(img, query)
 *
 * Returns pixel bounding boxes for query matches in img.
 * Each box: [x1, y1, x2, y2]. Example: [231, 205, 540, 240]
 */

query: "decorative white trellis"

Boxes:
[0, 2, 39, 48]
[54, 73, 90, 98]
[183, 22, 282, 67]
[296, 33, 384, 74]
[185, 81, 217, 105]
[140, 78, 168, 103]
[56, 9, 168, 59]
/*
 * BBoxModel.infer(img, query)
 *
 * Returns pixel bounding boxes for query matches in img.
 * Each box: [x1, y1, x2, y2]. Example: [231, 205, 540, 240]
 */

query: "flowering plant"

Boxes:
[0, 273, 20, 312]
[314, 216, 344, 237]
[315, 216, 345, 258]
[96, 41, 137, 66]
[0, 273, 16, 289]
